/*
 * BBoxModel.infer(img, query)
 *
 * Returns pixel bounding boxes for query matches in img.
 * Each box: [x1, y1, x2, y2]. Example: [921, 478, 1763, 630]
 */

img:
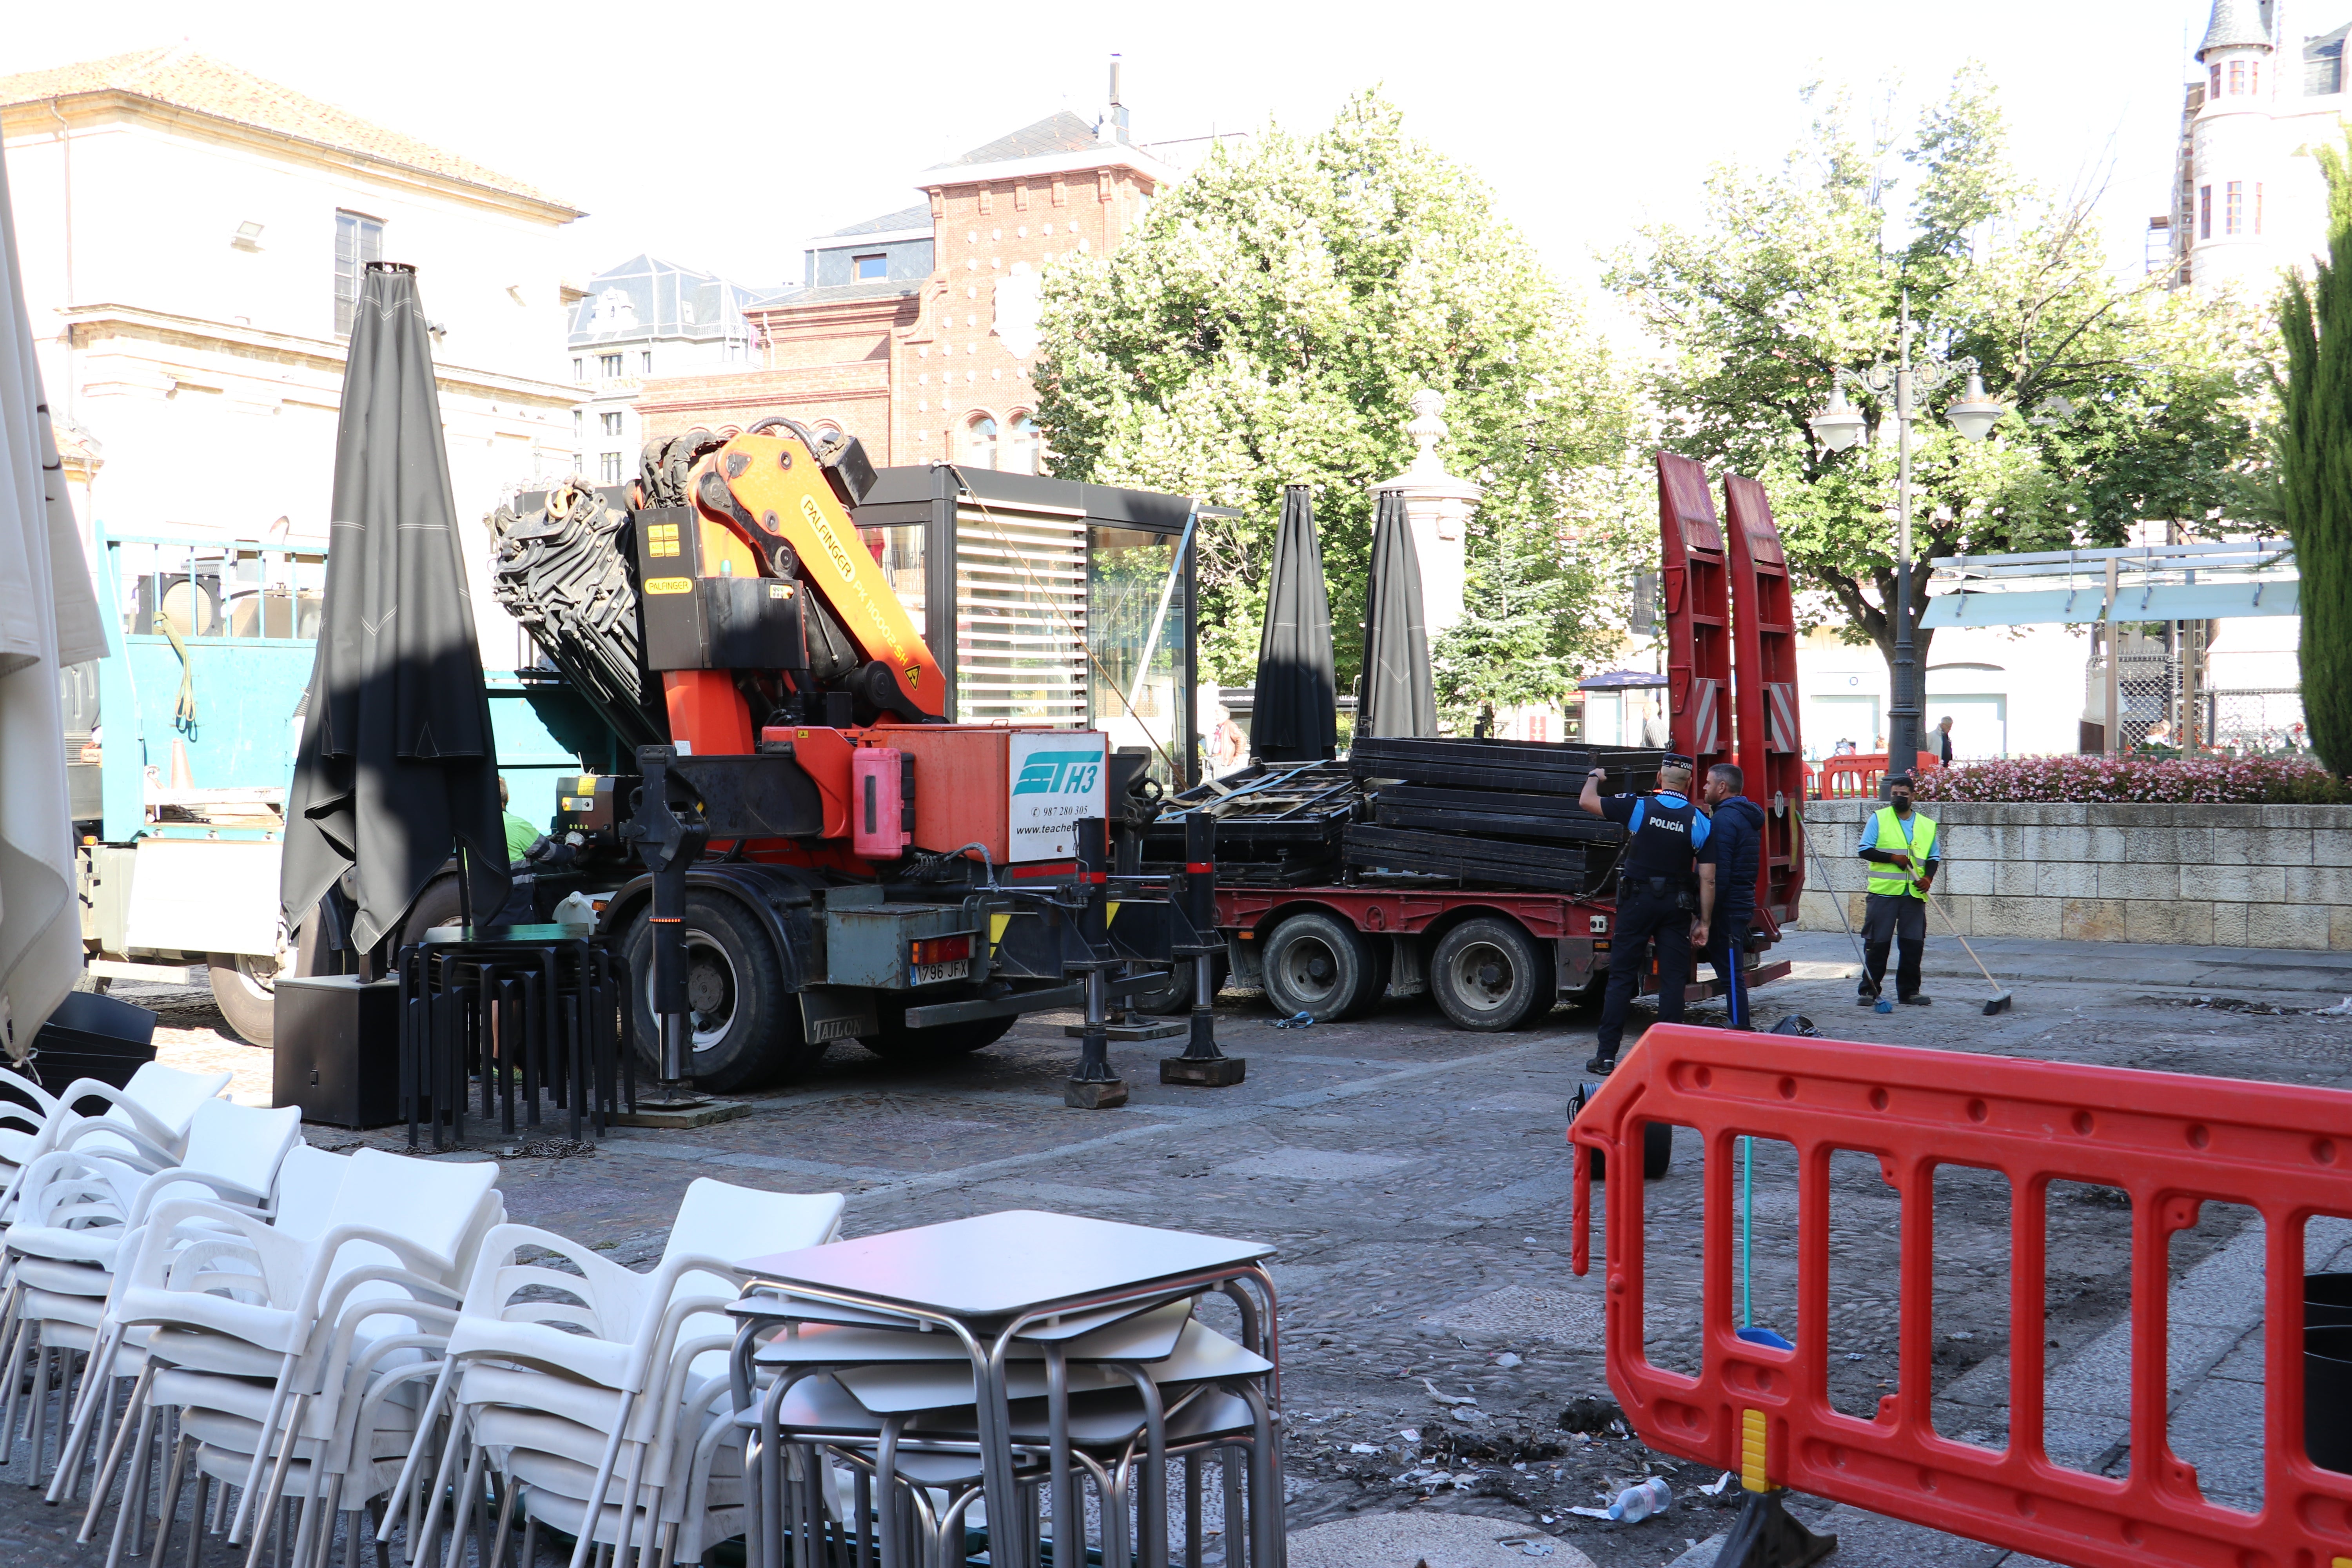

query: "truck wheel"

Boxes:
[1261, 912, 1383, 1022]
[1125, 955, 1231, 1017]
[622, 894, 820, 1093]
[860, 997, 1015, 1061]
[1430, 917, 1551, 1033]
[208, 954, 276, 1046]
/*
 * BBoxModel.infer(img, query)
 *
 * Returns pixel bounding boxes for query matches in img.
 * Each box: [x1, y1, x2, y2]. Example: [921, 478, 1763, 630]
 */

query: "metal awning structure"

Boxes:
[1577, 668, 1670, 689]
[1919, 539, 2298, 628]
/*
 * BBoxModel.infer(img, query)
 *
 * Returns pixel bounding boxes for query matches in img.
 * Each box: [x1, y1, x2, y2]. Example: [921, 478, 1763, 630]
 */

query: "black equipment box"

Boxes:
[272, 976, 402, 1128]
[17, 989, 158, 1098]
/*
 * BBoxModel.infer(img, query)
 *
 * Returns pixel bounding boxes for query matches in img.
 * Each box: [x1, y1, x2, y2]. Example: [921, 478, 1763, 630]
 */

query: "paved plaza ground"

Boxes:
[5, 928, 2348, 1568]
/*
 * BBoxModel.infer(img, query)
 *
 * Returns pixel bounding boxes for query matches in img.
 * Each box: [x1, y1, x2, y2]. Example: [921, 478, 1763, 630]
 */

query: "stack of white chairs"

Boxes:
[409, 1179, 845, 1568]
[0, 1062, 233, 1221]
[71, 1147, 505, 1568]
[0, 1097, 301, 1497]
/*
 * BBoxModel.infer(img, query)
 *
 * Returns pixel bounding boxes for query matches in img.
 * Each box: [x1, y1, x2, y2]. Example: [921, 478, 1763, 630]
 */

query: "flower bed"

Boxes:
[1912, 753, 2345, 805]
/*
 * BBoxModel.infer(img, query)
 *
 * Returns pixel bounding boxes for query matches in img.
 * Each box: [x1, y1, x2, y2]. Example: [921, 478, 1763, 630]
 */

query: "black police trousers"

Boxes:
[1596, 882, 1691, 1060]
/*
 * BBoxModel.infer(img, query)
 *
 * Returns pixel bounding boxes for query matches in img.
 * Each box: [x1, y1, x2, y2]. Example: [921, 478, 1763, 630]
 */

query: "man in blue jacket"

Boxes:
[1697, 763, 1766, 1029]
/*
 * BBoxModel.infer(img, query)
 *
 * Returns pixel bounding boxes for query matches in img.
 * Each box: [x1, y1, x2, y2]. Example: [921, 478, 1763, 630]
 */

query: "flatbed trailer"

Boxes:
[1188, 452, 1808, 1034]
[1214, 884, 1792, 1031]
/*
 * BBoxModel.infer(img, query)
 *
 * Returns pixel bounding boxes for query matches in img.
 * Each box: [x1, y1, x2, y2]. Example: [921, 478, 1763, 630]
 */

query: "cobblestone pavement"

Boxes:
[9, 932, 2350, 1568]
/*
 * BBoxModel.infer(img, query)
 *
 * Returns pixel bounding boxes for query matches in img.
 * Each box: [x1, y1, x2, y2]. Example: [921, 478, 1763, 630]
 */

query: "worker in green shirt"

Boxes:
[499, 776, 541, 864]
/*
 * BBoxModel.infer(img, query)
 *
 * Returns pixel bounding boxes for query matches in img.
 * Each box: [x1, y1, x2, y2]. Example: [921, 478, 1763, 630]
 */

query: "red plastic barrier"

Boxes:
[1571, 1025, 2352, 1568]
[1815, 751, 1941, 799]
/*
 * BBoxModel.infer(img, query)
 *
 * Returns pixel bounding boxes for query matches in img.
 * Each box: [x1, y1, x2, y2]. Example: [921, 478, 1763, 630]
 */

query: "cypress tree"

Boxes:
[2277, 131, 2352, 777]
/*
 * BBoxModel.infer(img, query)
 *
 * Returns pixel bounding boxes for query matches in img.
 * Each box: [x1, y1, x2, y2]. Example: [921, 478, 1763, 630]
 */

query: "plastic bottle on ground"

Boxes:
[1606, 1477, 1672, 1522]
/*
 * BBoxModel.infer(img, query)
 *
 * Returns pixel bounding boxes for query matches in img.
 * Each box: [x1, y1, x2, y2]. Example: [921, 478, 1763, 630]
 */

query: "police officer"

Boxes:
[1857, 770, 1940, 1006]
[1697, 762, 1766, 1029]
[1579, 754, 1711, 1074]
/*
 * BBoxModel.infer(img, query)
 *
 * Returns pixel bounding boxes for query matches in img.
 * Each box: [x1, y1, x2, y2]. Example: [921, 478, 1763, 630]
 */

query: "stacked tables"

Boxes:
[728, 1210, 1283, 1568]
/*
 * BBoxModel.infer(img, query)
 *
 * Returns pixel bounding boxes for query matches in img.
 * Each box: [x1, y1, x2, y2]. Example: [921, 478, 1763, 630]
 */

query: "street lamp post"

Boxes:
[1809, 293, 2003, 777]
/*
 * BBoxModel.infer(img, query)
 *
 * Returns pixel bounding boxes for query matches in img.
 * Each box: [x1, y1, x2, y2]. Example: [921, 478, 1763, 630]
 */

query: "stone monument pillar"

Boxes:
[1370, 390, 1481, 637]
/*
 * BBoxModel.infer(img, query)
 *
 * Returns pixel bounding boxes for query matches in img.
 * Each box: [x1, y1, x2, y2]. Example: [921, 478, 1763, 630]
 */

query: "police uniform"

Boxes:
[1857, 799, 1940, 1003]
[1590, 780, 1710, 1069]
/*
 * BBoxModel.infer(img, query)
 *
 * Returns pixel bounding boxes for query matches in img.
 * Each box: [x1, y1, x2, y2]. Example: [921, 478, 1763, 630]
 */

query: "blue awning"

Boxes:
[2111, 581, 2299, 619]
[1920, 588, 2108, 628]
[1578, 669, 1669, 690]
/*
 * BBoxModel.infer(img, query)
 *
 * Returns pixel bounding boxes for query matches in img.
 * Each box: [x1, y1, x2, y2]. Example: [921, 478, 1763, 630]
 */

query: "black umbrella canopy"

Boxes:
[1357, 488, 1437, 740]
[281, 263, 510, 953]
[1251, 484, 1338, 762]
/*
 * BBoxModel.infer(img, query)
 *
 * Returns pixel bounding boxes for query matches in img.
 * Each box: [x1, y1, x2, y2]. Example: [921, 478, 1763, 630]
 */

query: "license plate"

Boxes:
[911, 959, 970, 986]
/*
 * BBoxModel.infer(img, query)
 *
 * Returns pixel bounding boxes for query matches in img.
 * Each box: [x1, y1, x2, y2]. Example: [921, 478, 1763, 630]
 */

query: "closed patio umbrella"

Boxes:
[1251, 484, 1337, 762]
[0, 145, 108, 1059]
[1357, 488, 1436, 739]
[281, 263, 509, 960]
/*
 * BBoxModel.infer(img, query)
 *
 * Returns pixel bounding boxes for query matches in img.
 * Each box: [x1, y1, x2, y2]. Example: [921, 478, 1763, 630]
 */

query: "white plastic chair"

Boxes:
[0, 1063, 231, 1221]
[414, 1180, 844, 1568]
[82, 1149, 503, 1566]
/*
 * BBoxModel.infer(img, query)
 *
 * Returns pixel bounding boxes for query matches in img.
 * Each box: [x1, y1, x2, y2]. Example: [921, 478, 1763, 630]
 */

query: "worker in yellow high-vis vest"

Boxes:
[1855, 771, 1940, 1006]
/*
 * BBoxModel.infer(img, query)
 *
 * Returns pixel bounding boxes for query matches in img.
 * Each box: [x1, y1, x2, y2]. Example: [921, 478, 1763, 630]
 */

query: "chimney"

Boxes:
[1100, 54, 1131, 144]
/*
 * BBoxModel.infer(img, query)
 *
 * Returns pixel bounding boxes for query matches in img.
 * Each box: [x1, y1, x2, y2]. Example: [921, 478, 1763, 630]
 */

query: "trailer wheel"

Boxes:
[1261, 912, 1383, 1022]
[1125, 955, 1231, 1017]
[1430, 916, 1551, 1032]
[860, 997, 1016, 1061]
[207, 954, 277, 1047]
[622, 894, 820, 1093]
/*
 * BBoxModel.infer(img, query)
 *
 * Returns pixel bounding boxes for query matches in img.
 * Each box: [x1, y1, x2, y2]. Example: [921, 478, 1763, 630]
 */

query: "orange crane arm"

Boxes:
[689, 428, 945, 720]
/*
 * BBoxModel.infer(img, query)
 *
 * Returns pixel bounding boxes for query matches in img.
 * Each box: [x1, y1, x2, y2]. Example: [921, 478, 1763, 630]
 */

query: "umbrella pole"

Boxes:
[456, 842, 474, 935]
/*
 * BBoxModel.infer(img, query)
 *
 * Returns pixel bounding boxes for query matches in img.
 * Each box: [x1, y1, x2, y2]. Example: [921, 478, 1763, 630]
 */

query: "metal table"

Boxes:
[728, 1210, 1280, 1568]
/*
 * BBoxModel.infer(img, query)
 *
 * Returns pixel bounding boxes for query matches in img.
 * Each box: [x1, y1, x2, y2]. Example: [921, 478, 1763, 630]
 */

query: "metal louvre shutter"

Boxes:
[955, 501, 1088, 725]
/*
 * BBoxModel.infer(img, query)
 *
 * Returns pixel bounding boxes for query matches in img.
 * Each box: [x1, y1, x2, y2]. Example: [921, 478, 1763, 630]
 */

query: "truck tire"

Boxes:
[860, 997, 1016, 1061]
[1125, 954, 1230, 1016]
[622, 894, 822, 1093]
[1261, 912, 1385, 1022]
[1430, 916, 1552, 1033]
[208, 954, 276, 1047]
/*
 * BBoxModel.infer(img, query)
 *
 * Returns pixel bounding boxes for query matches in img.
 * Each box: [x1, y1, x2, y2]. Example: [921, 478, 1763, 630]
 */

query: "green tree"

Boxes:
[1033, 92, 1632, 696]
[2276, 129, 2352, 776]
[1607, 69, 2268, 688]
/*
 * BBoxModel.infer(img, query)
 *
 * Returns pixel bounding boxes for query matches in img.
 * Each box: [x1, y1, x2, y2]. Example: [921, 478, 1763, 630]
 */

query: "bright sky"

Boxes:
[15, 0, 2235, 300]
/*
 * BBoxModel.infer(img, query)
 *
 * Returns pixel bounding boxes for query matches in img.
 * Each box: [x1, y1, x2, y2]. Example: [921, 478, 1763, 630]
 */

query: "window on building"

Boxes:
[965, 414, 998, 469]
[642, 351, 654, 373]
[599, 353, 622, 377]
[332, 211, 384, 335]
[2252, 60, 2261, 96]
[2227, 180, 2245, 235]
[2229, 59, 2244, 95]
[2257, 182, 2266, 233]
[572, 357, 584, 381]
[2209, 64, 2221, 99]
[1007, 412, 1042, 475]
[573, 410, 583, 439]
[600, 452, 623, 485]
[854, 253, 888, 281]
[601, 411, 623, 436]
[2200, 185, 2213, 240]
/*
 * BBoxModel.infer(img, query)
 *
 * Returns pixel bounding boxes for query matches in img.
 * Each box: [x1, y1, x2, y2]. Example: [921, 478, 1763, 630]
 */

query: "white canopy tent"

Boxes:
[0, 142, 108, 1059]
[1920, 540, 2298, 628]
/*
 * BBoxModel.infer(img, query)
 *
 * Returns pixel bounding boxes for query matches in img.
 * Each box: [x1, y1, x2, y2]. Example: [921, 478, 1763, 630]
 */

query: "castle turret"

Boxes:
[2189, 0, 2278, 290]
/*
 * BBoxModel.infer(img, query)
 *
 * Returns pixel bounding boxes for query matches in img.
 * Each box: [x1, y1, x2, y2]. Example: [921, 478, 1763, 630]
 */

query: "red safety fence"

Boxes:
[1811, 751, 1942, 799]
[1570, 1024, 2352, 1568]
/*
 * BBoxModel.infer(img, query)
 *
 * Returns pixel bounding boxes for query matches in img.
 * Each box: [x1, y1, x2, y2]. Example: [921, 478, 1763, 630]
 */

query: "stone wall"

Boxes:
[1798, 800, 2352, 950]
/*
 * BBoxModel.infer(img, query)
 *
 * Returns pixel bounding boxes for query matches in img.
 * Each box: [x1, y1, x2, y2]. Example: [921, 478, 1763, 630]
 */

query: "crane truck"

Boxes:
[487, 422, 1207, 1094]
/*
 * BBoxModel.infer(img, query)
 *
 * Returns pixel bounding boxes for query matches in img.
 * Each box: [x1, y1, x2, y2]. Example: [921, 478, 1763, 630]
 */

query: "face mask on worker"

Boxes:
[1889, 787, 1913, 811]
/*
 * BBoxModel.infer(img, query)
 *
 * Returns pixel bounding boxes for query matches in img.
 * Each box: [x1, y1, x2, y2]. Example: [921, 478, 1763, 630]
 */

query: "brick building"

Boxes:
[638, 103, 1178, 473]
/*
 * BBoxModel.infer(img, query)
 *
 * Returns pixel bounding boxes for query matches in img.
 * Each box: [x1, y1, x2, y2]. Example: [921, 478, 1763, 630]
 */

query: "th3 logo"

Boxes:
[1014, 752, 1102, 797]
